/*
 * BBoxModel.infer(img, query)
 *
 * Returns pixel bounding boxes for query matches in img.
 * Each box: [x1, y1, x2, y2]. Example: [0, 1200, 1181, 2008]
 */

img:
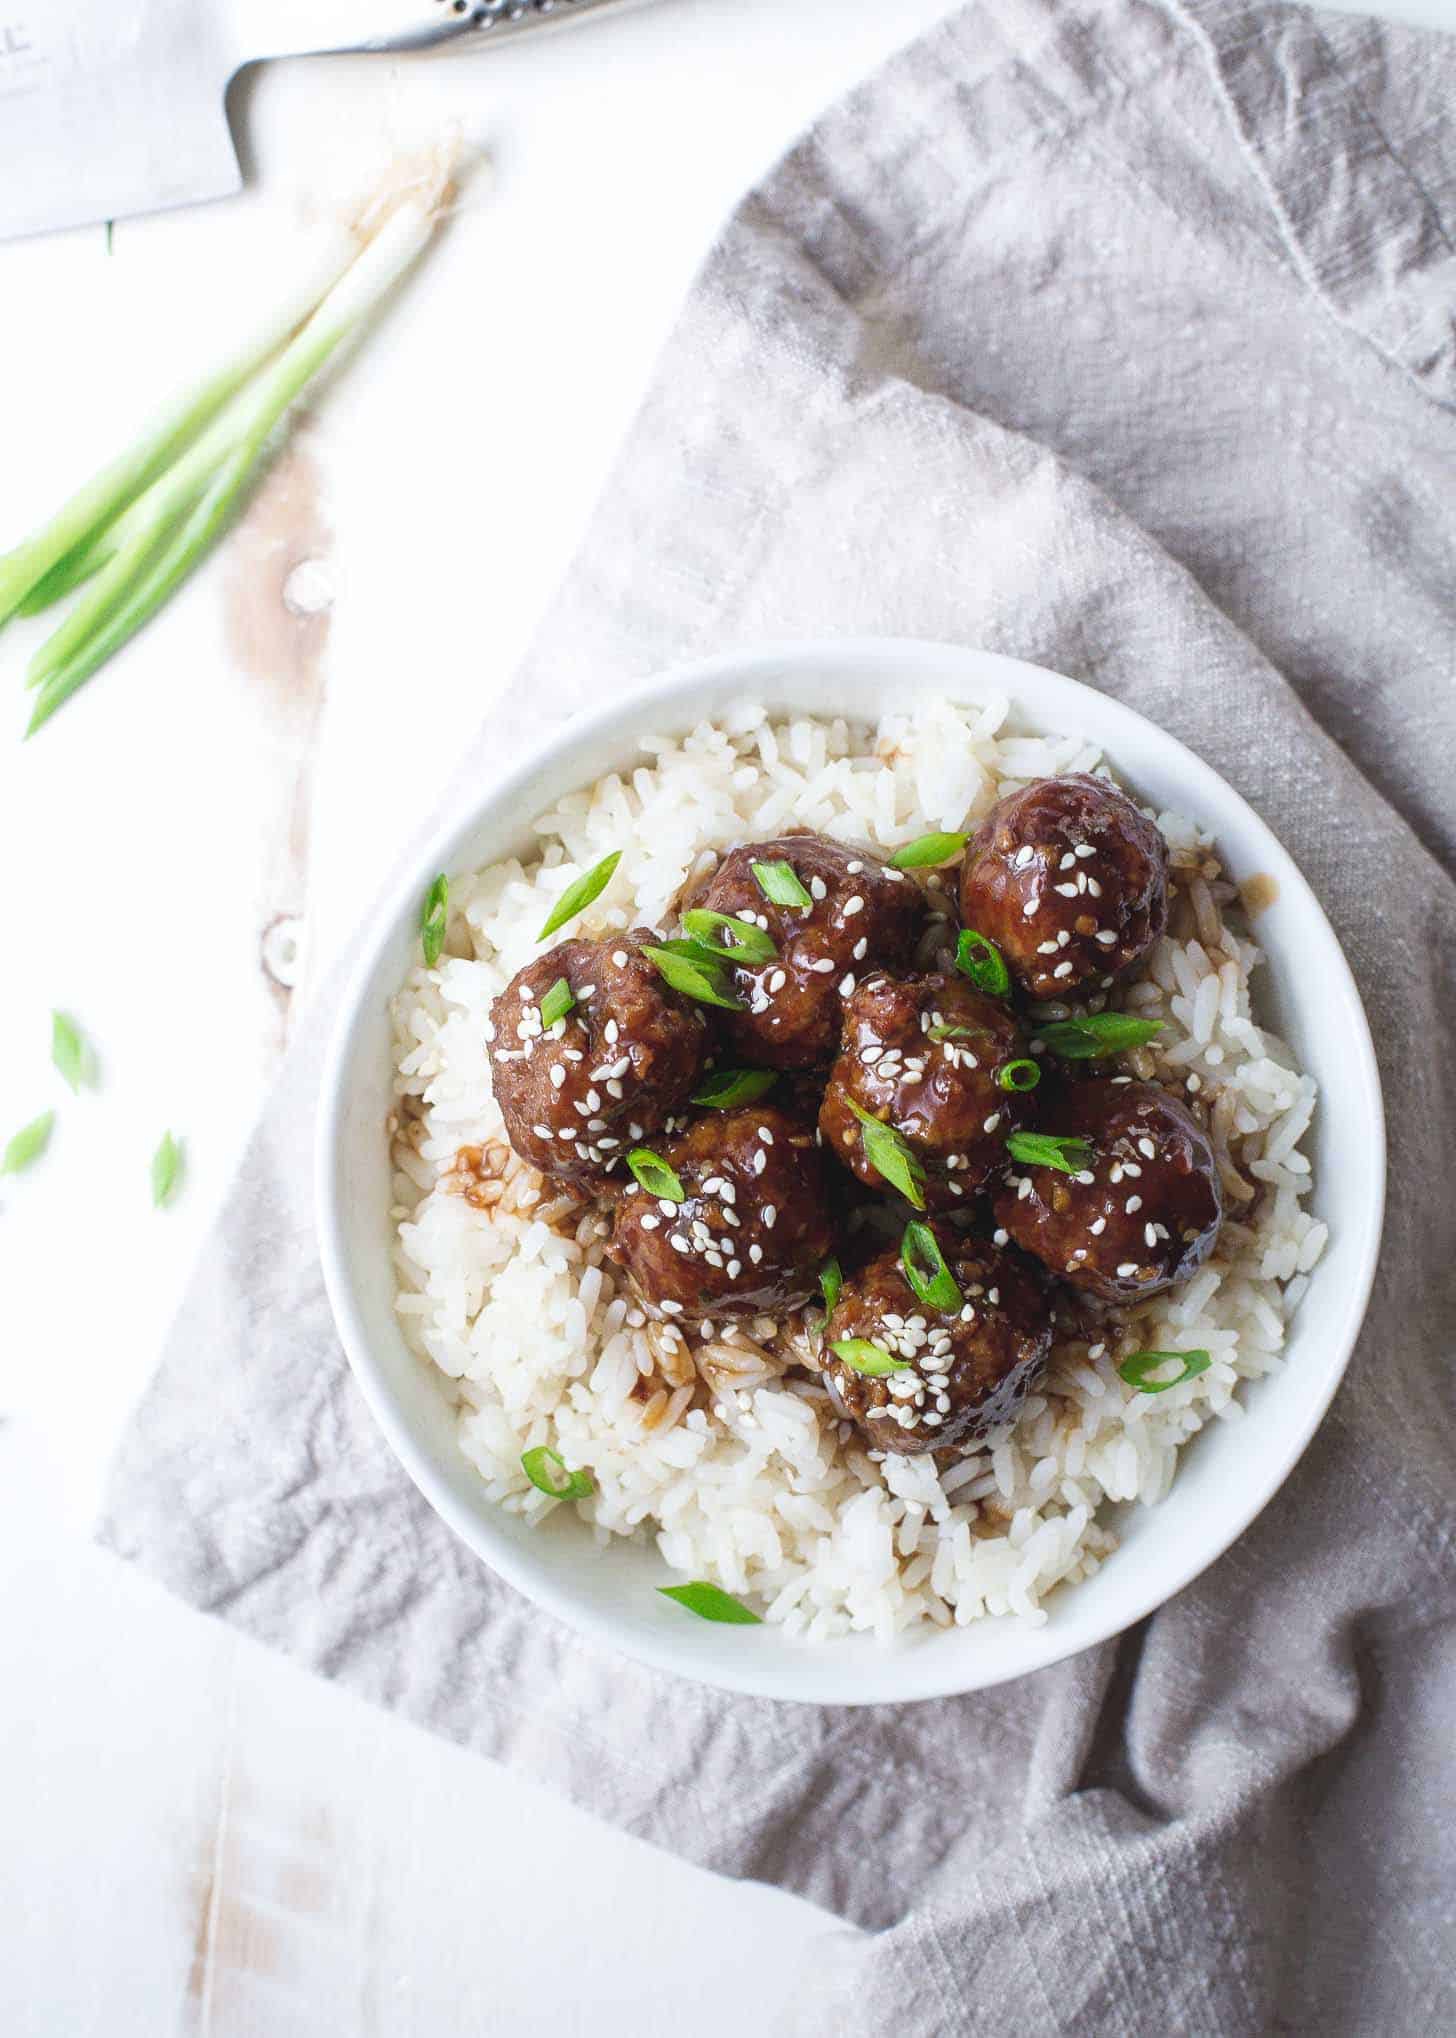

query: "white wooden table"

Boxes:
[2, 0, 1449, 2028]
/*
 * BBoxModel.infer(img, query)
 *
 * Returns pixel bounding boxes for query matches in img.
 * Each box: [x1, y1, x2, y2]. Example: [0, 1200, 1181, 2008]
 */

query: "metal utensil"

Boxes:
[0, 0, 637, 244]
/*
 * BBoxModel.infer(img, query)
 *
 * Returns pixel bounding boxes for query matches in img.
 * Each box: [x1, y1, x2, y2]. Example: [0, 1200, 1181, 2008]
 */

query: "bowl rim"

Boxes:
[316, 636, 1386, 1705]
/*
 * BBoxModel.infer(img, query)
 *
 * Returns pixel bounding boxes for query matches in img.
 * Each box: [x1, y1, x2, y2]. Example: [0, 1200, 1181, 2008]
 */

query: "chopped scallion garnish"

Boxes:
[830, 1338, 910, 1377]
[890, 830, 969, 869]
[681, 908, 777, 962]
[420, 874, 448, 969]
[658, 1581, 761, 1624]
[846, 1099, 926, 1209]
[927, 1022, 975, 1042]
[537, 977, 575, 1030]
[643, 944, 744, 1011]
[691, 1068, 777, 1109]
[1037, 1014, 1165, 1059]
[1005, 1131, 1092, 1175]
[1, 1110, 55, 1176]
[995, 1058, 1041, 1092]
[819, 1256, 843, 1317]
[954, 928, 1011, 997]
[537, 850, 621, 941]
[900, 1222, 962, 1312]
[751, 859, 813, 910]
[1118, 1349, 1213, 1395]
[51, 1011, 95, 1093]
[520, 1445, 595, 1500]
[627, 1147, 686, 1202]
[150, 1130, 183, 1208]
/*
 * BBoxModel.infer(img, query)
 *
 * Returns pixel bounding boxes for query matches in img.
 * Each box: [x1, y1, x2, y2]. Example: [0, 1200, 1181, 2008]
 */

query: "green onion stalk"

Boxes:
[6, 148, 457, 734]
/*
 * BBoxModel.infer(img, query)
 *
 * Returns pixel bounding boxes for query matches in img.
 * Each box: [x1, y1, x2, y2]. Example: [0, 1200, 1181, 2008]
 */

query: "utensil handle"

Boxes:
[236, 0, 639, 62]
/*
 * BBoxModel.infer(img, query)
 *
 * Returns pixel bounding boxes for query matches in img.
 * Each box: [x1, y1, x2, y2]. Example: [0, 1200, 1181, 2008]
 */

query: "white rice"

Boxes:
[388, 696, 1324, 1639]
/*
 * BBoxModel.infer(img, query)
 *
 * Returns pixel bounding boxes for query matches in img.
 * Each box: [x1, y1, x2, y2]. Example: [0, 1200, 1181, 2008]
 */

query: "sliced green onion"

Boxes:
[420, 873, 448, 969]
[1005, 1131, 1093, 1175]
[627, 1147, 686, 1203]
[819, 1256, 843, 1317]
[150, 1130, 183, 1208]
[890, 830, 969, 869]
[691, 1068, 777, 1109]
[51, 1011, 95, 1093]
[954, 928, 1011, 997]
[537, 977, 575, 1030]
[995, 1058, 1041, 1093]
[846, 1098, 926, 1210]
[521, 1445, 595, 1501]
[643, 944, 744, 1012]
[1118, 1349, 1213, 1395]
[681, 908, 777, 962]
[537, 850, 621, 941]
[1, 1110, 55, 1175]
[927, 1022, 975, 1042]
[658, 1581, 762, 1625]
[1037, 1014, 1165, 1059]
[21, 159, 458, 731]
[900, 1222, 962, 1312]
[751, 859, 813, 910]
[830, 1338, 910, 1377]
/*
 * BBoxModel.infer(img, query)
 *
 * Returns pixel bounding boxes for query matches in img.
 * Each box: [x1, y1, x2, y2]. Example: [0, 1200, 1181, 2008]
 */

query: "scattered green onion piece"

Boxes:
[1118, 1349, 1213, 1395]
[927, 1022, 975, 1042]
[954, 928, 1011, 997]
[420, 873, 448, 969]
[653, 937, 739, 969]
[691, 1068, 777, 1109]
[1, 1110, 55, 1176]
[996, 1058, 1042, 1093]
[681, 908, 777, 962]
[751, 859, 813, 910]
[642, 944, 744, 1011]
[537, 850, 621, 941]
[520, 1446, 595, 1501]
[51, 1011, 95, 1093]
[846, 1099, 927, 1210]
[890, 830, 969, 870]
[627, 1147, 686, 1203]
[819, 1256, 843, 1317]
[1037, 1014, 1165, 1059]
[830, 1338, 911, 1377]
[150, 1130, 183, 1208]
[900, 1222, 962, 1312]
[537, 977, 575, 1030]
[658, 1581, 762, 1625]
[1005, 1131, 1093, 1175]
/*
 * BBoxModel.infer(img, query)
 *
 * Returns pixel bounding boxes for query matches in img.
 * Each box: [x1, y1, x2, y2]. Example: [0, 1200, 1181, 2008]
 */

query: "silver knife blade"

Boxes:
[0, 0, 239, 243]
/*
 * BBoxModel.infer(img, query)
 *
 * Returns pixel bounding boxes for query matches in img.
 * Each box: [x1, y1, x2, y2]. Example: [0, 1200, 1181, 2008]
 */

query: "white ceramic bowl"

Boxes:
[317, 639, 1384, 1705]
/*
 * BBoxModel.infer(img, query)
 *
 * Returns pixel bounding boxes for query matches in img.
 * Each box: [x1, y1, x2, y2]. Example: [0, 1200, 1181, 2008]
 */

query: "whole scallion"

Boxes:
[12, 149, 460, 735]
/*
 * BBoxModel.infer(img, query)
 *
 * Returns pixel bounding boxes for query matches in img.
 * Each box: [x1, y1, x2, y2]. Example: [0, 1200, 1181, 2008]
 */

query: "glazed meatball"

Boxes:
[610, 1104, 833, 1322]
[819, 972, 1032, 1209]
[994, 1078, 1222, 1302]
[488, 933, 707, 1187]
[695, 834, 929, 1069]
[823, 1227, 1053, 1455]
[959, 774, 1168, 1000]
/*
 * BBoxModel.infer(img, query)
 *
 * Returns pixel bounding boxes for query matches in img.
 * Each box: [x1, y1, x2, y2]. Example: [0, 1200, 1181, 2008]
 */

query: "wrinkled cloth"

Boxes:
[100, 1, 1456, 2030]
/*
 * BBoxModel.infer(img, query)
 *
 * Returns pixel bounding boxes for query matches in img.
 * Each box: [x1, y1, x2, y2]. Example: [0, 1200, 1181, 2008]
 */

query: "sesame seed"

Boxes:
[752, 1149, 767, 1175]
[1126, 1195, 1143, 1212]
[844, 895, 865, 917]
[853, 938, 868, 961]
[1036, 940, 1060, 956]
[839, 973, 856, 997]
[612, 950, 628, 968]
[810, 876, 827, 901]
[759, 1127, 774, 1145]
[727, 1260, 741, 1279]
[669, 1235, 689, 1253]
[1096, 930, 1118, 946]
[1023, 900, 1038, 918]
[1075, 1170, 1095, 1185]
[658, 1199, 676, 1217]
[1055, 883, 1079, 898]
[1017, 1176, 1033, 1200]
[1059, 852, 1076, 870]
[532, 1124, 553, 1139]
[1013, 846, 1035, 869]
[764, 1205, 777, 1228]
[1057, 930, 1071, 947]
[1087, 879, 1103, 898]
[846, 861, 863, 875]
[1116, 1263, 1138, 1278]
[548, 1067, 565, 1089]
[993, 1228, 1009, 1246]
[983, 1113, 1001, 1133]
[660, 1300, 684, 1315]
[748, 1243, 763, 1264]
[1138, 1137, 1156, 1158]
[1090, 1216, 1106, 1234]
[767, 969, 788, 994]
[1053, 961, 1074, 979]
[639, 1213, 660, 1231]
[557, 1127, 576, 1142]
[809, 957, 836, 974]
[1075, 843, 1096, 859]
[1145, 1223, 1159, 1248]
